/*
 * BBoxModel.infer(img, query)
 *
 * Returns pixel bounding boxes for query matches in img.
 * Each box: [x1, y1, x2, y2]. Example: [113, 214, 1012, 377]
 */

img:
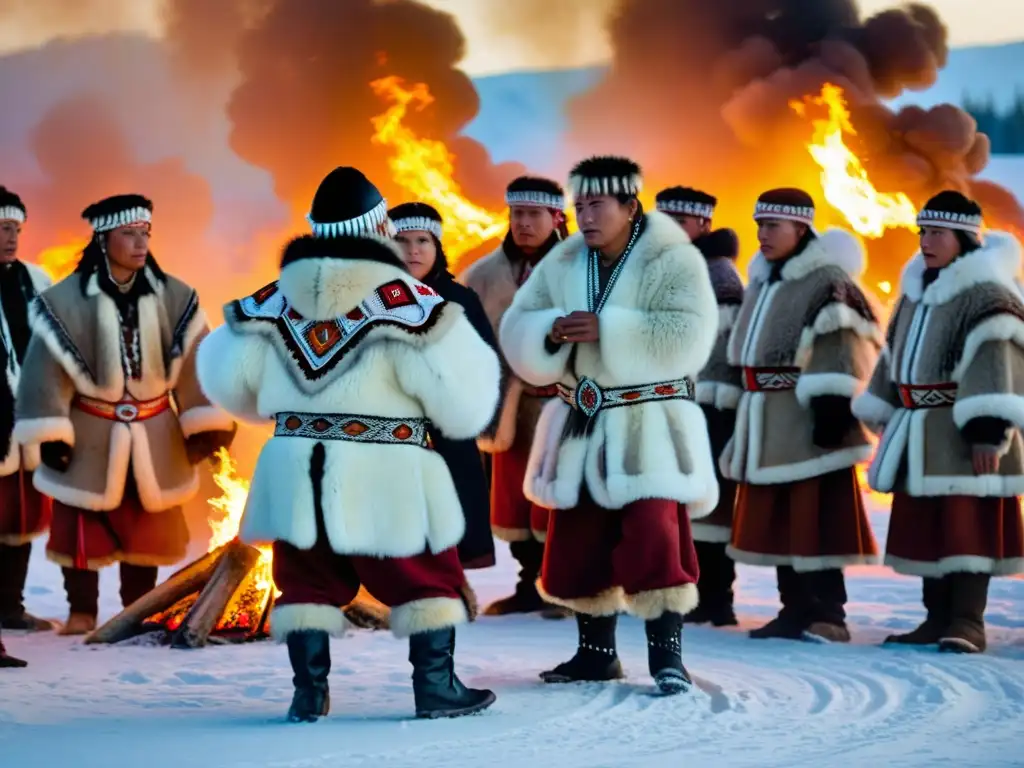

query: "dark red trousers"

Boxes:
[540, 491, 700, 619]
[490, 440, 549, 542]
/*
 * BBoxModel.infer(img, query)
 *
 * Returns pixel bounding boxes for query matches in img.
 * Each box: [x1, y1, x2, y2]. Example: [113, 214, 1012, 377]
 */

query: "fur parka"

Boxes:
[498, 210, 721, 516]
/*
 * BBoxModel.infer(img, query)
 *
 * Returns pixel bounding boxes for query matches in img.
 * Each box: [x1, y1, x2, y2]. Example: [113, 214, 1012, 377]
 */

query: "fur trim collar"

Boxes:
[279, 253, 411, 321]
[550, 210, 690, 271]
[899, 230, 1022, 305]
[280, 234, 405, 270]
[747, 228, 866, 284]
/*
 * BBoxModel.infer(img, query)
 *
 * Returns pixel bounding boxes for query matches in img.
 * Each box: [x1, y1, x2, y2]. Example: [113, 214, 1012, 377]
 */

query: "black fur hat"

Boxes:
[505, 176, 566, 210]
[0, 186, 26, 223]
[693, 228, 739, 260]
[389, 202, 443, 239]
[568, 156, 642, 200]
[917, 190, 984, 235]
[81, 194, 153, 232]
[656, 187, 717, 219]
[307, 167, 393, 238]
[753, 188, 815, 227]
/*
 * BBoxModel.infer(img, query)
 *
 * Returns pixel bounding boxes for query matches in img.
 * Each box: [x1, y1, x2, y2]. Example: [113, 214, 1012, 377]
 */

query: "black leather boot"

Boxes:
[646, 611, 692, 694]
[885, 577, 950, 646]
[286, 630, 331, 722]
[0, 628, 27, 668]
[483, 540, 546, 615]
[939, 572, 990, 654]
[409, 628, 496, 718]
[540, 613, 625, 683]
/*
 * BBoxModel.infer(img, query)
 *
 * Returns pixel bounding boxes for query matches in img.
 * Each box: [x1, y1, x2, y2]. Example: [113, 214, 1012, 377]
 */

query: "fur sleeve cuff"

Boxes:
[795, 302, 883, 366]
[951, 314, 1024, 382]
[499, 307, 571, 386]
[851, 391, 896, 428]
[13, 417, 74, 447]
[178, 406, 236, 439]
[795, 372, 862, 408]
[953, 393, 1024, 431]
[696, 381, 742, 410]
[598, 305, 715, 382]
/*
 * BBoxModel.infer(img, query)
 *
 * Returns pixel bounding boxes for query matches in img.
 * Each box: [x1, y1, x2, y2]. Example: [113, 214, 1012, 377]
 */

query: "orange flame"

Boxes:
[370, 76, 506, 267]
[791, 84, 918, 239]
[35, 240, 87, 283]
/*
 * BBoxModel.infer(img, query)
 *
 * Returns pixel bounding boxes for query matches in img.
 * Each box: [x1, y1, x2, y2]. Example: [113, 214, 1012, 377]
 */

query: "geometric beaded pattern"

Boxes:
[898, 383, 958, 409]
[916, 209, 983, 235]
[753, 202, 814, 226]
[275, 411, 430, 447]
[656, 199, 714, 219]
[505, 190, 565, 210]
[89, 206, 151, 233]
[743, 367, 801, 392]
[557, 376, 695, 416]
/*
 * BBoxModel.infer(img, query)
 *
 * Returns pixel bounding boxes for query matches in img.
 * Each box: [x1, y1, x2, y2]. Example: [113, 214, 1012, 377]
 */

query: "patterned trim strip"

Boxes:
[557, 376, 694, 417]
[307, 198, 395, 238]
[274, 411, 430, 447]
[753, 202, 814, 226]
[392, 216, 442, 239]
[75, 393, 171, 423]
[656, 200, 714, 218]
[917, 209, 983, 235]
[743, 366, 801, 392]
[165, 289, 200, 374]
[90, 206, 152, 233]
[31, 296, 98, 385]
[897, 382, 957, 409]
[505, 190, 565, 210]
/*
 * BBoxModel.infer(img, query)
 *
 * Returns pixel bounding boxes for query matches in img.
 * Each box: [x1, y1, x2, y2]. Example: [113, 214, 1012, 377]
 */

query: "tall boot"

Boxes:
[286, 630, 331, 722]
[884, 577, 950, 646]
[646, 611, 692, 694]
[119, 563, 159, 609]
[483, 540, 545, 615]
[540, 613, 625, 683]
[0, 543, 54, 630]
[750, 566, 807, 639]
[690, 542, 738, 627]
[409, 628, 496, 719]
[60, 568, 99, 636]
[0, 627, 27, 668]
[803, 569, 851, 643]
[939, 572, 990, 654]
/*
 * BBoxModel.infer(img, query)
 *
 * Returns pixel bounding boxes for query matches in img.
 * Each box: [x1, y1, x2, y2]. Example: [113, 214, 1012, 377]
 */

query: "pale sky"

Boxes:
[0, 0, 1020, 75]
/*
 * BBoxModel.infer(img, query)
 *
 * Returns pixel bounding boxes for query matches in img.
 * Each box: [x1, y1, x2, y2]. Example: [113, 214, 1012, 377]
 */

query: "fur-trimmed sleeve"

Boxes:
[696, 304, 743, 410]
[174, 325, 238, 438]
[395, 307, 501, 441]
[952, 337, 1024, 432]
[851, 348, 900, 433]
[598, 246, 718, 383]
[13, 336, 76, 447]
[794, 327, 880, 408]
[195, 324, 268, 425]
[499, 261, 571, 386]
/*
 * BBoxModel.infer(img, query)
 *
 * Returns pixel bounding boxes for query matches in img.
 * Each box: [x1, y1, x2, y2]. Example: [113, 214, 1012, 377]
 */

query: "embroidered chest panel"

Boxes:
[231, 278, 447, 381]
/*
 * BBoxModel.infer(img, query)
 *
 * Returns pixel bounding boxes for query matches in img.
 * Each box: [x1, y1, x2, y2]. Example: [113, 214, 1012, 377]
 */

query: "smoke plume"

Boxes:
[225, 0, 522, 218]
[569, 0, 1022, 258]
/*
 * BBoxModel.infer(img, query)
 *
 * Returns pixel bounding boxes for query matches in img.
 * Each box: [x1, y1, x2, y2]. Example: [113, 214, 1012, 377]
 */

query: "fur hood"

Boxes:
[278, 235, 410, 321]
[747, 228, 866, 285]
[899, 230, 1022, 306]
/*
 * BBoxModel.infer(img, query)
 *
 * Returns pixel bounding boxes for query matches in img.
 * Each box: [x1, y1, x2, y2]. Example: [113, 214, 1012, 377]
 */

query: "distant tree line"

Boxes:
[964, 92, 1024, 154]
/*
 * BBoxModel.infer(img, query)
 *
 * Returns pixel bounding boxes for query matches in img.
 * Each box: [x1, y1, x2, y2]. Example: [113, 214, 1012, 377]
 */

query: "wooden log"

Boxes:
[83, 544, 230, 645]
[171, 539, 261, 649]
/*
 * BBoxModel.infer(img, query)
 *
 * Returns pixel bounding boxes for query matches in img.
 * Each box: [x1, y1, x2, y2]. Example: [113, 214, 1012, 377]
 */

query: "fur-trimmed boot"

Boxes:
[540, 613, 624, 683]
[939, 572, 989, 654]
[885, 577, 949, 647]
[646, 611, 692, 694]
[409, 628, 496, 719]
[286, 630, 331, 722]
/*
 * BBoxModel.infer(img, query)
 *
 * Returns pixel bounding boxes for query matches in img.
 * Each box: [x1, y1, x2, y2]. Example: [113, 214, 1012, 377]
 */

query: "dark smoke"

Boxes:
[225, 0, 522, 217]
[569, 0, 1022, 253]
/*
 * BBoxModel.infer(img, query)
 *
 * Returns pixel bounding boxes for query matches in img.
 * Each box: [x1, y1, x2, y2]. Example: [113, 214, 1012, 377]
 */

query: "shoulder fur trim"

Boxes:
[747, 228, 866, 284]
[547, 210, 691, 274]
[951, 312, 1024, 382]
[794, 302, 884, 367]
[24, 262, 53, 292]
[279, 257, 412, 321]
[900, 231, 1022, 305]
[457, 244, 505, 285]
[280, 233, 405, 270]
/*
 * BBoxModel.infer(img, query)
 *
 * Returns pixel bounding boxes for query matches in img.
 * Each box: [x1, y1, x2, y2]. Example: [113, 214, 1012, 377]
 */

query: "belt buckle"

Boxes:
[115, 402, 140, 422]
[574, 376, 603, 418]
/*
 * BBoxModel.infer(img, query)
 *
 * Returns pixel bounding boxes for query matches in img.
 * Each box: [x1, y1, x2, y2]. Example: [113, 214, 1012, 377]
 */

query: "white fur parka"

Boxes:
[499, 211, 721, 516]
[196, 236, 501, 559]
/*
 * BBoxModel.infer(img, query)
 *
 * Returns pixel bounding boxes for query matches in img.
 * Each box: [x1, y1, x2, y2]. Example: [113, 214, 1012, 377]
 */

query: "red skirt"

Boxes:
[885, 493, 1024, 577]
[490, 432, 549, 542]
[0, 469, 52, 545]
[47, 486, 189, 571]
[730, 467, 878, 572]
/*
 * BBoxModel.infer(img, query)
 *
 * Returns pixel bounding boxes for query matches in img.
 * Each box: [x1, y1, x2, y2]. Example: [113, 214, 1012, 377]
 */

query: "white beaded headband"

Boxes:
[753, 201, 815, 226]
[392, 215, 442, 239]
[307, 197, 396, 238]
[657, 200, 715, 219]
[0, 206, 25, 223]
[569, 173, 642, 200]
[90, 206, 151, 232]
[505, 190, 565, 210]
[916, 209, 983, 235]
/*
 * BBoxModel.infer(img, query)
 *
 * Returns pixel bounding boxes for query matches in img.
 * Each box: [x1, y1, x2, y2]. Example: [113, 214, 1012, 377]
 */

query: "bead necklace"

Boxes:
[587, 217, 642, 314]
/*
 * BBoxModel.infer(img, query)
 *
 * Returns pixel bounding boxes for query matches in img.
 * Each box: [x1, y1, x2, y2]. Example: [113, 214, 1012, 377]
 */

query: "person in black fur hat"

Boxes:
[655, 186, 717, 241]
[722, 187, 882, 643]
[501, 155, 720, 693]
[0, 186, 55, 632]
[13, 193, 237, 636]
[854, 190, 1024, 654]
[197, 167, 501, 721]
[686, 227, 744, 627]
[459, 175, 571, 620]
[390, 201, 497, 579]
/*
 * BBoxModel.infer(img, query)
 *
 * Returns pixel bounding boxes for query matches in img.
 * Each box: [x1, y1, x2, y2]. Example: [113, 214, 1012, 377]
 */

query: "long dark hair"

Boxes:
[422, 233, 452, 284]
[74, 232, 165, 297]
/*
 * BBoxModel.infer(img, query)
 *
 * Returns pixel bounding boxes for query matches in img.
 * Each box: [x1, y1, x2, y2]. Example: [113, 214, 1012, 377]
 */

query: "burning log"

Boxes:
[171, 539, 262, 649]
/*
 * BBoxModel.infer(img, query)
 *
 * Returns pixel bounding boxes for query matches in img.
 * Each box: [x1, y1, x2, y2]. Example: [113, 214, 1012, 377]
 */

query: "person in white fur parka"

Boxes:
[196, 167, 501, 722]
[499, 155, 720, 694]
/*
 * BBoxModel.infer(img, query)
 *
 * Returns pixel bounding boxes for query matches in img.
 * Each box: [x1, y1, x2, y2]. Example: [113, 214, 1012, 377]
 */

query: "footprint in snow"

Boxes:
[119, 671, 149, 684]
[174, 671, 225, 685]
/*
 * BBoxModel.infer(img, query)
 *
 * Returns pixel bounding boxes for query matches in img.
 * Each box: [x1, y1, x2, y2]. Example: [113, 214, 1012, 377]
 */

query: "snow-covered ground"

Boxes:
[1, 503, 1022, 767]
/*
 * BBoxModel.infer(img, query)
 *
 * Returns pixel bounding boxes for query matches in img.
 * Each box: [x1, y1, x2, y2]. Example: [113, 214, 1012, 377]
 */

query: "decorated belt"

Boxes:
[75, 393, 171, 423]
[743, 366, 801, 392]
[556, 376, 694, 418]
[897, 383, 957, 409]
[521, 384, 559, 398]
[274, 411, 431, 447]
